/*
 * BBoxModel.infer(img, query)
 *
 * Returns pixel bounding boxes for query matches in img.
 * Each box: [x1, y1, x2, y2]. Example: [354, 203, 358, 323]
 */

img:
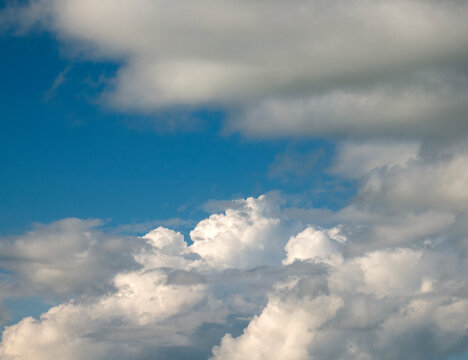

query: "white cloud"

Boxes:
[212, 289, 343, 360]
[0, 227, 223, 360]
[212, 228, 468, 360]
[190, 195, 298, 269]
[1, 195, 468, 359]
[283, 226, 345, 265]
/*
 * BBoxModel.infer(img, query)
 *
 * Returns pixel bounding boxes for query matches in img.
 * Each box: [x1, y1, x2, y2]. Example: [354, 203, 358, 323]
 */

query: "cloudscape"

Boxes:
[1, 1, 468, 359]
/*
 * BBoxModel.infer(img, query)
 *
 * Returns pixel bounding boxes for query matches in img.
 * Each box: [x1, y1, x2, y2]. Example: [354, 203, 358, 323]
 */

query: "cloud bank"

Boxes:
[3, 0, 468, 140]
[1, 192, 468, 359]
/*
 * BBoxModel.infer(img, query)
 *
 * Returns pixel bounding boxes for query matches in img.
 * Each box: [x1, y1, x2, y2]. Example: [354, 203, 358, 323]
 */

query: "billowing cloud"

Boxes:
[0, 218, 138, 297]
[283, 226, 345, 265]
[213, 246, 468, 360]
[190, 195, 299, 269]
[1, 194, 467, 359]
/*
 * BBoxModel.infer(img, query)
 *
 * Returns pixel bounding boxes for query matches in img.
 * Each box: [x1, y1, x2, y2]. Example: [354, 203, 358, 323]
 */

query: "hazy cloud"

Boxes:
[44, 64, 72, 101]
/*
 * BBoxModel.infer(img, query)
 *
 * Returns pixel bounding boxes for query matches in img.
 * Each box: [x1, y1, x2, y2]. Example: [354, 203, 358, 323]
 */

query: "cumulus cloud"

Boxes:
[212, 287, 343, 360]
[0, 227, 222, 360]
[319, 142, 468, 253]
[190, 195, 298, 269]
[1, 195, 468, 359]
[283, 226, 345, 265]
[0, 218, 138, 297]
[213, 233, 468, 360]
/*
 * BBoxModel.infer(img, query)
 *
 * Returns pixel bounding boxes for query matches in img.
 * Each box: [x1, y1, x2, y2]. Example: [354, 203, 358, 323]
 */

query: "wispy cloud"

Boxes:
[43, 64, 72, 101]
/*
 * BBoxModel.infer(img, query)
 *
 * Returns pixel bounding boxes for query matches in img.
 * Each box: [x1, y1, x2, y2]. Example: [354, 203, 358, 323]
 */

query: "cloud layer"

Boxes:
[3, 0, 468, 139]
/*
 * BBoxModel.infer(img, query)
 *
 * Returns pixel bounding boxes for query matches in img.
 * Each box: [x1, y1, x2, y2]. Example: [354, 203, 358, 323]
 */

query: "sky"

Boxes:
[0, 31, 351, 235]
[0, 1, 468, 359]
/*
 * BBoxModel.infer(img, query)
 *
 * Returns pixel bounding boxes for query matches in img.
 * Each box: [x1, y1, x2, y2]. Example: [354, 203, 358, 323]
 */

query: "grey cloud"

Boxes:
[232, 70, 468, 140]
[3, 0, 468, 141]
[0, 218, 140, 297]
[352, 151, 468, 212]
[330, 141, 420, 179]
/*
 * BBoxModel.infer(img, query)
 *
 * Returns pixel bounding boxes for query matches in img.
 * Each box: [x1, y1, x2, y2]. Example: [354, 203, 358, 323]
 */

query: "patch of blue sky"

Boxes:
[3, 296, 56, 329]
[0, 32, 355, 235]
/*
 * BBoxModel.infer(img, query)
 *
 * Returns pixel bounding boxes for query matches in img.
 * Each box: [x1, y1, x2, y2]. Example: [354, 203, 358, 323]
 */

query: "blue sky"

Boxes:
[0, 32, 353, 235]
[1, 1, 468, 359]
